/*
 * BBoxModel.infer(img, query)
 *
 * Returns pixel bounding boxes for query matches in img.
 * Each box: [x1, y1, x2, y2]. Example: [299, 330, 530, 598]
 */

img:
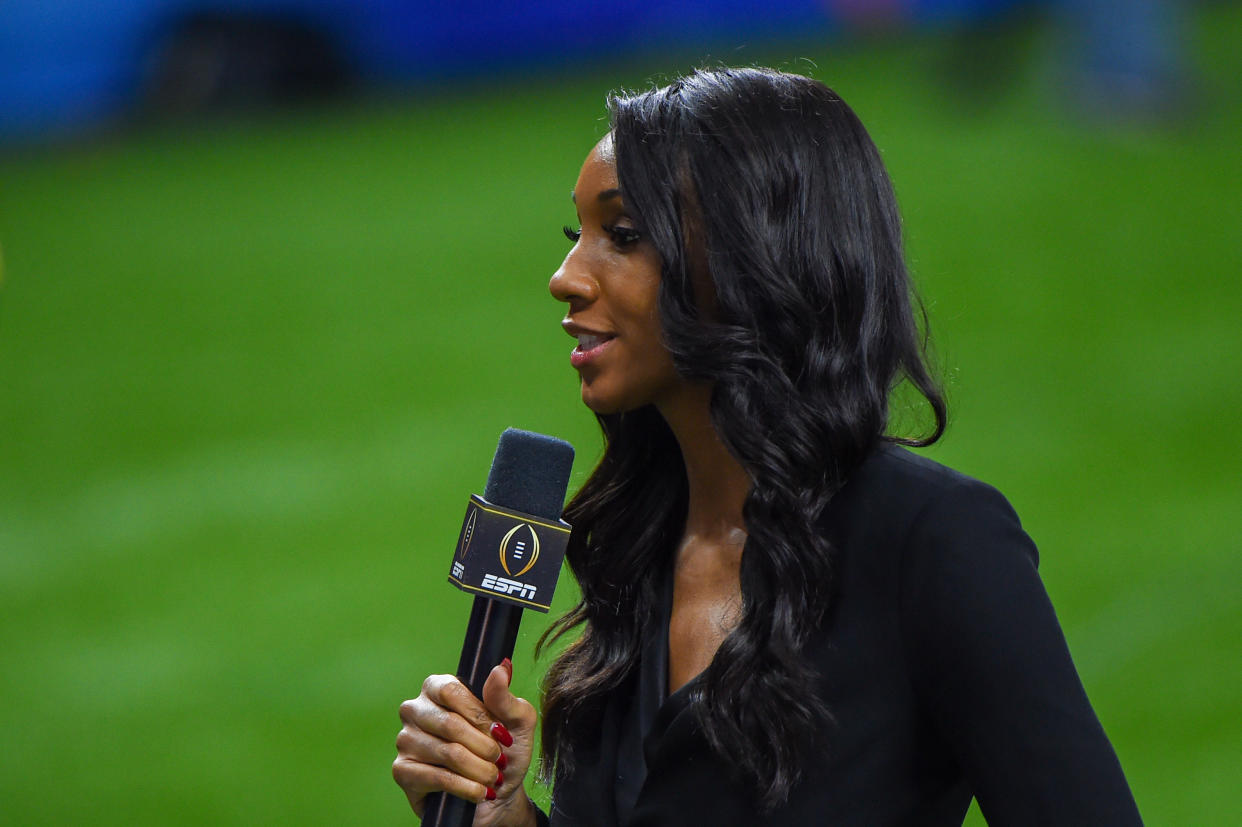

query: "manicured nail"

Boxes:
[496, 770, 505, 786]
[490, 721, 513, 747]
[485, 787, 497, 801]
[500, 657, 513, 686]
[495, 752, 508, 770]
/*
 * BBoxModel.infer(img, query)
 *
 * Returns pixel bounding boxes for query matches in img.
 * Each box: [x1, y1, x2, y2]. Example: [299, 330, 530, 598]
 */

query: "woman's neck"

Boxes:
[659, 383, 749, 694]
[656, 385, 750, 544]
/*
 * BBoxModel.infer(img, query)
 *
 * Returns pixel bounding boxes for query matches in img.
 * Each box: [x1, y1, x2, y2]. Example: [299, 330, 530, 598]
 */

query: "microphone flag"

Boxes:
[448, 493, 571, 612]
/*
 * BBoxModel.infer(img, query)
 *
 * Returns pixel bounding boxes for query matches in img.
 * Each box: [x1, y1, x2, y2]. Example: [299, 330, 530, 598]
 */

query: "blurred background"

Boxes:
[1, 0, 1239, 823]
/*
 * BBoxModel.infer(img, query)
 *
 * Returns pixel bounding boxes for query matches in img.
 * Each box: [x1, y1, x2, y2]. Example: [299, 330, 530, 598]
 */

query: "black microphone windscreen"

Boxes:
[482, 428, 575, 521]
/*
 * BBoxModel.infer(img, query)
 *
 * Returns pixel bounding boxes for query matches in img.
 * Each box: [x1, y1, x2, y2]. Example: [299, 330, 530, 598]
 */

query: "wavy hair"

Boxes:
[539, 67, 946, 809]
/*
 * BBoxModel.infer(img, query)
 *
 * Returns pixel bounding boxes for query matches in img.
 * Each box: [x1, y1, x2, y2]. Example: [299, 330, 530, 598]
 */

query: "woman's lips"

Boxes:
[570, 334, 615, 368]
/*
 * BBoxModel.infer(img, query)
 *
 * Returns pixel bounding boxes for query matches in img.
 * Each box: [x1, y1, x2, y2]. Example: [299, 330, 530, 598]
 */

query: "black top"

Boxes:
[545, 445, 1143, 826]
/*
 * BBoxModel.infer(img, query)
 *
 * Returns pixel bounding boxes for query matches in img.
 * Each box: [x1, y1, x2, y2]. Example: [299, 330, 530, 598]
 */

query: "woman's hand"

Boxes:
[393, 659, 540, 827]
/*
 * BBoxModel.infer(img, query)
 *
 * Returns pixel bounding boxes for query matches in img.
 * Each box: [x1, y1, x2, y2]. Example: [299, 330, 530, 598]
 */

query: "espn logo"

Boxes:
[481, 573, 537, 600]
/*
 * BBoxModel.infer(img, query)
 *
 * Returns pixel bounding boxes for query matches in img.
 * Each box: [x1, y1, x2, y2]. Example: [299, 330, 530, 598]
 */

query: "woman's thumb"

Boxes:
[481, 658, 534, 732]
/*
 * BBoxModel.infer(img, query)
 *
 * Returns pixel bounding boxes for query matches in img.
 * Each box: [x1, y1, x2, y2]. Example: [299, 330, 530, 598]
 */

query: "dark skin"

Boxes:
[551, 135, 748, 694]
[394, 136, 747, 824]
[659, 384, 749, 694]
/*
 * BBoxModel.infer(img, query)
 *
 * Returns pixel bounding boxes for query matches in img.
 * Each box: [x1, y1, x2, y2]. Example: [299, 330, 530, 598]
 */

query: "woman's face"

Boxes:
[549, 135, 681, 415]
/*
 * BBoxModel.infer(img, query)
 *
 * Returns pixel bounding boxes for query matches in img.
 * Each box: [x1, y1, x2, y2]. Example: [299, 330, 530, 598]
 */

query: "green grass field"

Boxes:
[2, 5, 1240, 823]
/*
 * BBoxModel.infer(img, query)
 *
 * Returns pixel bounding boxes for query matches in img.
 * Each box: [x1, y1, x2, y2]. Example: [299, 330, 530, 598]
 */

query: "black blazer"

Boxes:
[546, 444, 1142, 826]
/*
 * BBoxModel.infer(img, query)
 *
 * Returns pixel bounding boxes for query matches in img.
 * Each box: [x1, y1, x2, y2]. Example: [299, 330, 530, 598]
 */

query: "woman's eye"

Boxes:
[603, 224, 642, 247]
[562, 225, 582, 243]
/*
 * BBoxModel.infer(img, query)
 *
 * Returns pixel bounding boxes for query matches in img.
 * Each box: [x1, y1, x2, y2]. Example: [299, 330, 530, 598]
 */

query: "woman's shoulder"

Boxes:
[826, 441, 1035, 565]
[845, 441, 1011, 513]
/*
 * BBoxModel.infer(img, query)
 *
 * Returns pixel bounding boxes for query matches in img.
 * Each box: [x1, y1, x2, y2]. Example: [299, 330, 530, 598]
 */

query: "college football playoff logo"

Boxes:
[499, 523, 540, 578]
[457, 505, 479, 561]
[448, 493, 571, 612]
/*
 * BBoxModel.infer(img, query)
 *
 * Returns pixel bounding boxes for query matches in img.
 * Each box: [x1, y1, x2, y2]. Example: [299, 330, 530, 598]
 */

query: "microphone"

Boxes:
[422, 428, 575, 827]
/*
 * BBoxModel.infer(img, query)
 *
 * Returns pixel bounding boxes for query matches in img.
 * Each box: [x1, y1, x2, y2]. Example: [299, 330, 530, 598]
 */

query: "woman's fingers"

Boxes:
[392, 752, 491, 813]
[394, 724, 502, 790]
[393, 666, 539, 820]
[402, 674, 504, 762]
[392, 673, 508, 812]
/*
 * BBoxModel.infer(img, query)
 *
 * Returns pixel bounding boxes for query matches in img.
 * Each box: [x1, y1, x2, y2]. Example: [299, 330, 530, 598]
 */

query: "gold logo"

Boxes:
[458, 505, 478, 561]
[499, 523, 540, 578]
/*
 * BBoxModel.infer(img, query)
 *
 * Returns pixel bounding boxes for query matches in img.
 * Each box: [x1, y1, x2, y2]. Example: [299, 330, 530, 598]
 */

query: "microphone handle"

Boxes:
[421, 596, 523, 827]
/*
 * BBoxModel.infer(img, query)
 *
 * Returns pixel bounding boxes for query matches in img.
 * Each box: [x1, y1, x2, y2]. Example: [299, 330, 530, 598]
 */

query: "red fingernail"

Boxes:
[485, 787, 497, 801]
[496, 770, 505, 786]
[500, 657, 513, 686]
[495, 752, 508, 770]
[490, 721, 513, 747]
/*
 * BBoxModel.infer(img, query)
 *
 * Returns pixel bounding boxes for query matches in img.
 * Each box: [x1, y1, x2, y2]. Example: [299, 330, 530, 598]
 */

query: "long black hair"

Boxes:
[539, 67, 947, 808]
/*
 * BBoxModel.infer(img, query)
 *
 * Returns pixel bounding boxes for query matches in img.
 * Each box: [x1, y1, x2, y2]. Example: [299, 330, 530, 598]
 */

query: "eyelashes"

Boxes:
[561, 224, 642, 247]
[604, 224, 642, 247]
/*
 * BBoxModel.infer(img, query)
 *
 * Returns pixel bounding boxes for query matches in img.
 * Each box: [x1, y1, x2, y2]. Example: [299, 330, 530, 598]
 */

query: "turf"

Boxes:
[2, 5, 1240, 823]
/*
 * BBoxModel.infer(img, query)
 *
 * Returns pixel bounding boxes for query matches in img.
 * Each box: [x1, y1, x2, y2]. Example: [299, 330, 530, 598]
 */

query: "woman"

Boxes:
[393, 67, 1142, 826]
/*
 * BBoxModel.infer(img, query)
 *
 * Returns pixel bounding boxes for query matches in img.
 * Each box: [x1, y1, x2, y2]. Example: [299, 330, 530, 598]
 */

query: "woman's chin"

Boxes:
[579, 380, 634, 416]
[580, 391, 623, 416]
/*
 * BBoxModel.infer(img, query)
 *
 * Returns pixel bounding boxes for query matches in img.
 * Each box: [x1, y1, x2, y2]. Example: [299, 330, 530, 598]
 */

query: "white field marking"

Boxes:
[0, 415, 472, 592]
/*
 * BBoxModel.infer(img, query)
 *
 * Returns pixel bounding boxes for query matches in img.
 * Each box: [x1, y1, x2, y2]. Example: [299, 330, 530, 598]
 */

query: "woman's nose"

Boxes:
[549, 250, 598, 306]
